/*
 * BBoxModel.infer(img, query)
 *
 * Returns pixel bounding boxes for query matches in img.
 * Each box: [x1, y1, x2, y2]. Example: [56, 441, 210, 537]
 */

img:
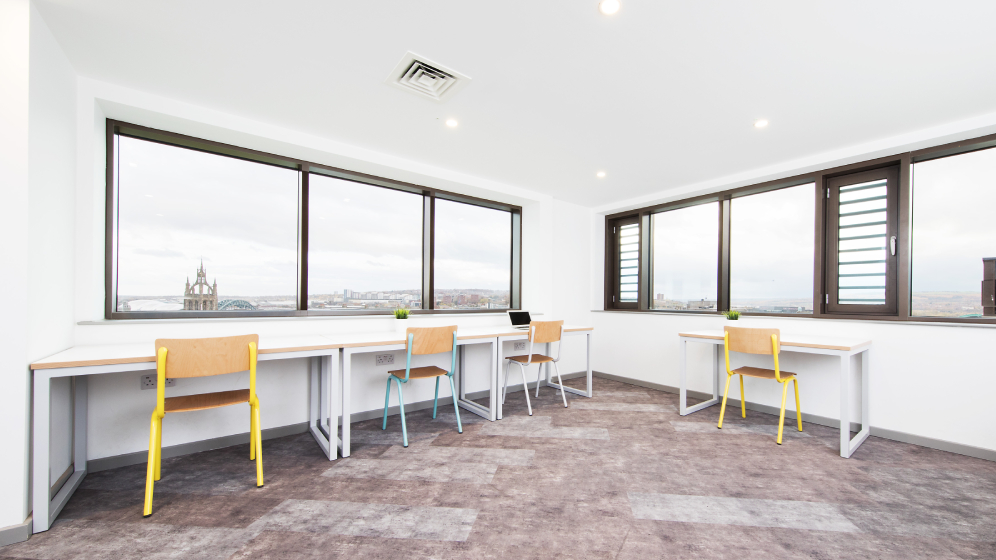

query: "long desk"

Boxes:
[29, 325, 593, 533]
[677, 330, 871, 459]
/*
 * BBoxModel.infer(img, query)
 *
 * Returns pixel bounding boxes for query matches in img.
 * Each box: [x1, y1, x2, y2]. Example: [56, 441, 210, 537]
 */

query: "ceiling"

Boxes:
[35, 0, 996, 208]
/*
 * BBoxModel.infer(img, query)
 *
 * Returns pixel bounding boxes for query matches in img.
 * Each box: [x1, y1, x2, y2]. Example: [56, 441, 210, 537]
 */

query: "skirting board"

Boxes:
[592, 371, 996, 463]
[86, 373, 592, 473]
[0, 515, 31, 547]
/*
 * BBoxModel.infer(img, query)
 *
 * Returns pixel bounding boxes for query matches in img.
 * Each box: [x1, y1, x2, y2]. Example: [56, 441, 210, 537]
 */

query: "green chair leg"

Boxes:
[433, 377, 440, 419]
[382, 377, 392, 430]
[448, 375, 463, 433]
[396, 379, 408, 447]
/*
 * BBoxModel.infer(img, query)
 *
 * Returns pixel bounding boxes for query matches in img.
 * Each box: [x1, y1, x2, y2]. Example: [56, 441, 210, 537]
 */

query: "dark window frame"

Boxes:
[603, 131, 996, 324]
[105, 120, 522, 320]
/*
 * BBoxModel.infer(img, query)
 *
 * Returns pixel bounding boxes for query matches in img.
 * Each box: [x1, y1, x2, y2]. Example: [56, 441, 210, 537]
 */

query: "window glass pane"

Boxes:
[730, 184, 815, 313]
[912, 147, 996, 317]
[652, 204, 718, 310]
[308, 175, 423, 310]
[618, 223, 640, 302]
[837, 179, 889, 305]
[115, 136, 298, 312]
[434, 199, 511, 309]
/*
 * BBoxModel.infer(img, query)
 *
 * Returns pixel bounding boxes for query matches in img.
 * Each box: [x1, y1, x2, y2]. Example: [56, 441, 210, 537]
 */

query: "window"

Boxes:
[911, 147, 996, 318]
[308, 174, 423, 310]
[433, 199, 511, 310]
[114, 135, 299, 313]
[651, 204, 718, 311]
[106, 121, 521, 318]
[730, 184, 815, 314]
[606, 216, 640, 308]
[825, 167, 899, 315]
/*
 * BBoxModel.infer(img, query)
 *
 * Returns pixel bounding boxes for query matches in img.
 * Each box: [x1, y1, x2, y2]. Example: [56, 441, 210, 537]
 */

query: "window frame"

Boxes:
[603, 130, 996, 324]
[105, 120, 522, 320]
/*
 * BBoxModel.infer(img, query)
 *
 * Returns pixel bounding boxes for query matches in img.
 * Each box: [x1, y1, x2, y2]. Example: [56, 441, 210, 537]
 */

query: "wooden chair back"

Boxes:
[529, 320, 564, 344]
[405, 326, 457, 355]
[154, 334, 259, 378]
[724, 326, 780, 355]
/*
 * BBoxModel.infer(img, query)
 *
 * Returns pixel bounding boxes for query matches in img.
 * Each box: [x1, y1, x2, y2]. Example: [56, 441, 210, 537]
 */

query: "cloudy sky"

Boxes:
[116, 137, 511, 301]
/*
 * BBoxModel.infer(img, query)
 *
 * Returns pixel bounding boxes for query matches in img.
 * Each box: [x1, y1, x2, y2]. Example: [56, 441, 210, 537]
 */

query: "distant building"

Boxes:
[184, 261, 218, 310]
[687, 299, 717, 310]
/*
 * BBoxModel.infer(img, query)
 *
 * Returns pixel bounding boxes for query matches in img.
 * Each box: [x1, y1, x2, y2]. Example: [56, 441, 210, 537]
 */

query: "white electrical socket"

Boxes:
[513, 341, 527, 351]
[141, 375, 175, 390]
[375, 354, 395, 366]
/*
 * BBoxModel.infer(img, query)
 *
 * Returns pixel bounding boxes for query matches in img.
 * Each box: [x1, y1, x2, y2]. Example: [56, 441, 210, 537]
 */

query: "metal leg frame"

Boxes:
[679, 339, 722, 416]
[839, 348, 871, 458]
[454, 340, 498, 422]
[33, 373, 88, 534]
[308, 354, 340, 460]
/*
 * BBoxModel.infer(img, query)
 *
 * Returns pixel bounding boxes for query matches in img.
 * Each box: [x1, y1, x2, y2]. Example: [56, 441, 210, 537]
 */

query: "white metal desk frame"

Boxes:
[30, 343, 340, 534]
[677, 331, 871, 459]
[338, 335, 498, 458]
[495, 329, 593, 420]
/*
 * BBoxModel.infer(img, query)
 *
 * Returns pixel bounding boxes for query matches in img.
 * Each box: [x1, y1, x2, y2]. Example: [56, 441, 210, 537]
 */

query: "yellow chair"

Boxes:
[718, 326, 802, 444]
[144, 334, 263, 517]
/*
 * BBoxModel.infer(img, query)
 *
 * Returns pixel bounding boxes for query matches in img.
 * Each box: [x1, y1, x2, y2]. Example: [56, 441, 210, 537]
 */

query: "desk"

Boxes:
[29, 335, 341, 534]
[677, 330, 871, 459]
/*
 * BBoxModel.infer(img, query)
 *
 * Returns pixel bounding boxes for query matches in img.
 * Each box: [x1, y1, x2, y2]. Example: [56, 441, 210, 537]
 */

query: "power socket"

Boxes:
[513, 341, 527, 351]
[141, 375, 175, 390]
[375, 354, 395, 366]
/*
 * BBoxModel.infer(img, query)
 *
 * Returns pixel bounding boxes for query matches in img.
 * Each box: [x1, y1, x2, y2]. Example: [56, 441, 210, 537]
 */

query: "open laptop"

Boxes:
[507, 310, 532, 330]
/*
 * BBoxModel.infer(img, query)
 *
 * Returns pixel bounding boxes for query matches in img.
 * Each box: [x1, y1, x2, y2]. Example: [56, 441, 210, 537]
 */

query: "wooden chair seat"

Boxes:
[508, 354, 554, 364]
[732, 366, 797, 380]
[389, 365, 448, 380]
[164, 389, 250, 413]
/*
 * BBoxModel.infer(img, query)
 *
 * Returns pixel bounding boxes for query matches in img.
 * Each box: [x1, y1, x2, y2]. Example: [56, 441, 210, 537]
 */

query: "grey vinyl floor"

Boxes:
[4, 377, 996, 559]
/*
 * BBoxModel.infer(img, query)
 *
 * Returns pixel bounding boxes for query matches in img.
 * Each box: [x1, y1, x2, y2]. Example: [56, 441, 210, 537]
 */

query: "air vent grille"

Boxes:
[387, 52, 470, 102]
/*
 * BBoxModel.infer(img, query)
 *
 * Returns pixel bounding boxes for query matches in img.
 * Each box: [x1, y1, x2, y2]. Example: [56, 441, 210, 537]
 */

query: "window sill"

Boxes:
[80, 310, 520, 326]
[591, 309, 996, 329]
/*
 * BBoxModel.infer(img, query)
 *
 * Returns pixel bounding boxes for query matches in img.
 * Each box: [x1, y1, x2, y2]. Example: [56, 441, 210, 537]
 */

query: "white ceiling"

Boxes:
[35, 0, 996, 208]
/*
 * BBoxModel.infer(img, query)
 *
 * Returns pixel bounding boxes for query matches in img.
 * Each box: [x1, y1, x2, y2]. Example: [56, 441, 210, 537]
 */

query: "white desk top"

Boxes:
[31, 326, 594, 370]
[679, 330, 870, 352]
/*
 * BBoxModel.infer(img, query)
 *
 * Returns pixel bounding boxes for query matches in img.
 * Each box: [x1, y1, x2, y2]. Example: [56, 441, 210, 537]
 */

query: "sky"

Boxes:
[911, 146, 996, 294]
[116, 136, 512, 300]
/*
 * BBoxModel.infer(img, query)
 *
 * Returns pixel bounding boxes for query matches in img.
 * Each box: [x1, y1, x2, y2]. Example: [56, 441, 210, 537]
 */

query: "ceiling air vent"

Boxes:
[386, 52, 470, 102]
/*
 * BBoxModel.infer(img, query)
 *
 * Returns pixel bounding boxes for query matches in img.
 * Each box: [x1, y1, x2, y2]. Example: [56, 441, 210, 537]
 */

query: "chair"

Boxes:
[382, 325, 463, 447]
[718, 326, 802, 444]
[144, 334, 263, 517]
[502, 320, 569, 416]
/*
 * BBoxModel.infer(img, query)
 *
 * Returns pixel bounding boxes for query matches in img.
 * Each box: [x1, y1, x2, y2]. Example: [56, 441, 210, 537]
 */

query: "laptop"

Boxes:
[507, 310, 532, 330]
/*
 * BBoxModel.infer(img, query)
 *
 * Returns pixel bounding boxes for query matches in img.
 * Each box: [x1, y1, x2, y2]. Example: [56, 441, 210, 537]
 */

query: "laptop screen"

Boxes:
[508, 311, 531, 326]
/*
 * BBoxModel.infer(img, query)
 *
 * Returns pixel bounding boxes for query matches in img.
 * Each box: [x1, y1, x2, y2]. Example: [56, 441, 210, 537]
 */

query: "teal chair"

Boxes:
[382, 325, 463, 447]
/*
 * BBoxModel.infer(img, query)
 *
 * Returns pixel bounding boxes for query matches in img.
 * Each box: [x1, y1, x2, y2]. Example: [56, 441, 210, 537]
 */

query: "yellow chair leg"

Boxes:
[717, 374, 733, 429]
[254, 405, 264, 487]
[249, 406, 256, 461]
[154, 417, 163, 481]
[739, 374, 746, 418]
[777, 381, 790, 445]
[143, 415, 158, 517]
[794, 378, 802, 432]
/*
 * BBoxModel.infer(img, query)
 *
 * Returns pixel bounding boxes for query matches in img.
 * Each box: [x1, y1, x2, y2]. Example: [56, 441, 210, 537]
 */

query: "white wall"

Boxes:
[0, 0, 33, 531]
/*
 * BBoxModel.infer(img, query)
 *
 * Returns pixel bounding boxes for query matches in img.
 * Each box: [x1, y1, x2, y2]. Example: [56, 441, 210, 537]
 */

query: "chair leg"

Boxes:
[739, 374, 746, 418]
[793, 378, 803, 432]
[448, 375, 463, 434]
[154, 416, 163, 481]
[535, 364, 542, 398]
[396, 380, 409, 447]
[552, 361, 568, 408]
[253, 404, 263, 487]
[777, 380, 790, 445]
[502, 361, 511, 404]
[517, 363, 532, 416]
[143, 414, 158, 517]
[382, 377, 393, 430]
[718, 374, 733, 429]
[249, 405, 256, 460]
[433, 377, 440, 419]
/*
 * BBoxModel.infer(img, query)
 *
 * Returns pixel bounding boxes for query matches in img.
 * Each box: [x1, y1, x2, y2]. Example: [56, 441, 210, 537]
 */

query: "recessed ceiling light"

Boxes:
[596, 171, 607, 178]
[754, 119, 769, 129]
[599, 0, 620, 15]
[446, 119, 459, 127]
